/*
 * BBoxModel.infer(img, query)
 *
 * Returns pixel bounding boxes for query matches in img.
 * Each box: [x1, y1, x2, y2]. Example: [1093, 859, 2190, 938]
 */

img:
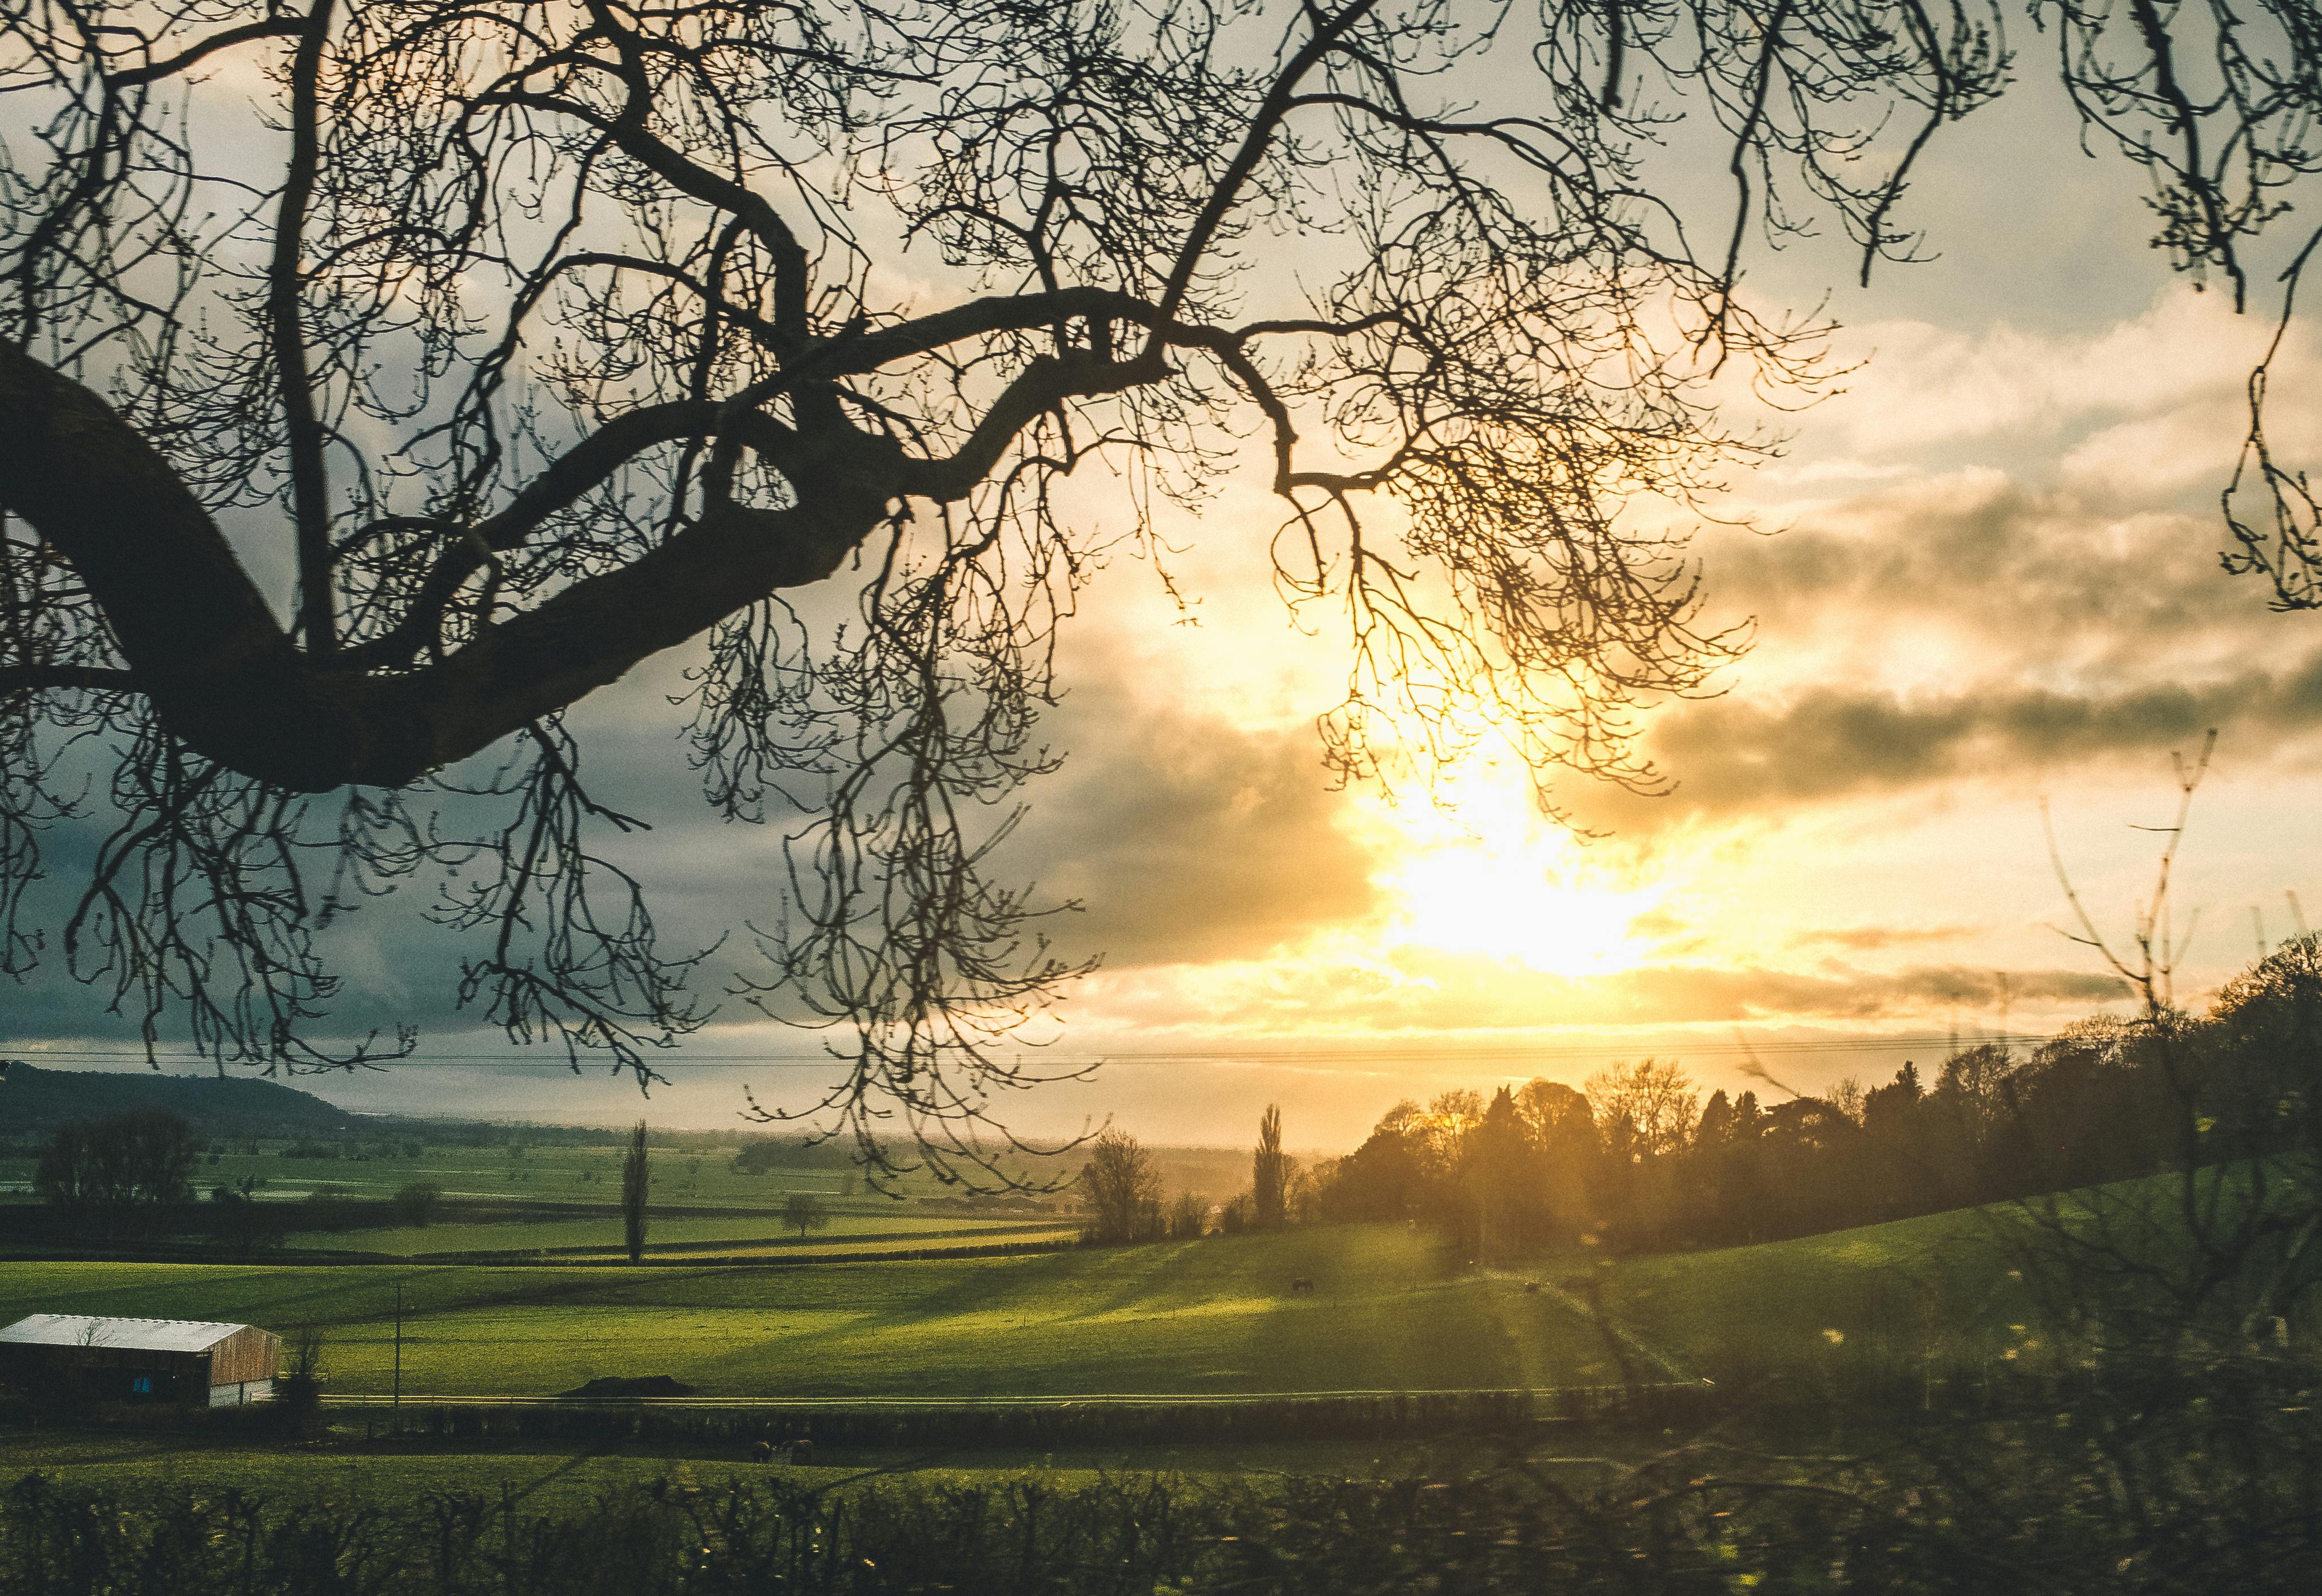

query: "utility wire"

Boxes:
[0, 1033, 2050, 1069]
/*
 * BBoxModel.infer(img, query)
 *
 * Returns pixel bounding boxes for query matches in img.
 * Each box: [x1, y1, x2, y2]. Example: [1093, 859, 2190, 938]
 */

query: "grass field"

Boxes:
[280, 1213, 1073, 1256]
[0, 1226, 1633, 1398]
[0, 1195, 2057, 1406]
[1598, 1204, 2037, 1399]
[2, 1138, 1073, 1213]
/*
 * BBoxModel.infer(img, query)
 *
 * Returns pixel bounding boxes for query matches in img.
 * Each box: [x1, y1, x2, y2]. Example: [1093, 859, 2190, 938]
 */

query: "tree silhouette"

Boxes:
[1078, 1126, 1161, 1244]
[33, 1107, 198, 1235]
[1252, 1104, 1288, 1232]
[782, 1190, 829, 1242]
[1, 2, 2312, 1178]
[620, 1119, 649, 1262]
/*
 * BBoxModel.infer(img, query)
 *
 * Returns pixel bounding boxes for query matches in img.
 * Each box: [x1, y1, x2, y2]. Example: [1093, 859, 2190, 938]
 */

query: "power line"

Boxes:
[0, 1033, 2050, 1070]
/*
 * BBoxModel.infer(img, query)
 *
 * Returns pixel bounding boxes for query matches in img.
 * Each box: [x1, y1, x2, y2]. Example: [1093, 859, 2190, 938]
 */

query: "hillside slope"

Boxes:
[0, 1061, 357, 1139]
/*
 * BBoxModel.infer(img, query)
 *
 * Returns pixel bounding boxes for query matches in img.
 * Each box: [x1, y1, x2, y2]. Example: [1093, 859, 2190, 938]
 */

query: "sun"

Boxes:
[1366, 781, 1656, 976]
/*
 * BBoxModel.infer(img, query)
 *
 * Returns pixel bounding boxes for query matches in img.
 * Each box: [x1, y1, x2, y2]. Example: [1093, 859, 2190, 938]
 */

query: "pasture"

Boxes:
[0, 1226, 1632, 1399]
[147, 1139, 1018, 1211]
[0, 1210, 2049, 1406]
[278, 1214, 1074, 1258]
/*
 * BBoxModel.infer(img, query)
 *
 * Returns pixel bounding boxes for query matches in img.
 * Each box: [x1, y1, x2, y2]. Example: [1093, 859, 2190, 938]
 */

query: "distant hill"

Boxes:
[0, 1061, 357, 1140]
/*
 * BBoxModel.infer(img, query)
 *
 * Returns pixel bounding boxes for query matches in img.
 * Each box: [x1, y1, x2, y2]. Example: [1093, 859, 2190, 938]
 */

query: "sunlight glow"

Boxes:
[1368, 779, 1658, 976]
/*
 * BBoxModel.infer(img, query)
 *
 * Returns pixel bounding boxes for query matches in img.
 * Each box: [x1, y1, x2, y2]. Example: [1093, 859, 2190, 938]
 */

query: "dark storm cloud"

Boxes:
[541, 649, 1383, 972]
[1640, 653, 2322, 812]
[0, 631, 1380, 1056]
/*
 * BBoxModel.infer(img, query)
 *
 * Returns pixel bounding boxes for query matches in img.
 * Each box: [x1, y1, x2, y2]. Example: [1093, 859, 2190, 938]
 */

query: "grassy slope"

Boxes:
[1600, 1204, 2036, 1388]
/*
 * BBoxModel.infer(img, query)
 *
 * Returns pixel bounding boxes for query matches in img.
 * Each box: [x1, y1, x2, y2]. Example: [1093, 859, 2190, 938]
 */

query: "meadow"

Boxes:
[278, 1214, 1074, 1258]
[0, 1212, 2038, 1403]
[0, 1131, 1083, 1267]
[0, 1226, 1620, 1398]
[2, 1138, 997, 1208]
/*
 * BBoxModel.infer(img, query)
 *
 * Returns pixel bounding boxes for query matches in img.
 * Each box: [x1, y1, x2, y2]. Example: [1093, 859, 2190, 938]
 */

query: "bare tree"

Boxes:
[0, 2, 2307, 1179]
[620, 1119, 648, 1262]
[1079, 1126, 1161, 1245]
[1585, 1059, 1699, 1160]
[2034, 735, 2322, 1354]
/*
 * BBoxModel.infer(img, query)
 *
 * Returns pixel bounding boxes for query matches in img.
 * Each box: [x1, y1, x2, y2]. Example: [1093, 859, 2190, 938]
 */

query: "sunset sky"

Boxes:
[17, 65, 2322, 1151]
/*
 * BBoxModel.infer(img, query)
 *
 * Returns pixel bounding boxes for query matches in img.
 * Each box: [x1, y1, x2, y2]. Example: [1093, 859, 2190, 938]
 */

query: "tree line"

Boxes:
[1078, 934, 2322, 1259]
[1316, 938, 2322, 1256]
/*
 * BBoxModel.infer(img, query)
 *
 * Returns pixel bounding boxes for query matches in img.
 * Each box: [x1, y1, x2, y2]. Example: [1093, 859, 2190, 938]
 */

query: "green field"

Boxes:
[1, 1226, 1635, 1398]
[1602, 1204, 2038, 1397]
[0, 1208, 2053, 1403]
[280, 1213, 1073, 1257]
[2, 1136, 1076, 1212]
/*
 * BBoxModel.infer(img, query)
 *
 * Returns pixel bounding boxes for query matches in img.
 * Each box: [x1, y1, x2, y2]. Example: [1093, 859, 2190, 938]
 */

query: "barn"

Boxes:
[0, 1315, 281, 1408]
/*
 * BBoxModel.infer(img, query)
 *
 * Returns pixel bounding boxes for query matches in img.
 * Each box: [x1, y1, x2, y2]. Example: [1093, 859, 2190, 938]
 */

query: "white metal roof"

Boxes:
[0, 1314, 249, 1353]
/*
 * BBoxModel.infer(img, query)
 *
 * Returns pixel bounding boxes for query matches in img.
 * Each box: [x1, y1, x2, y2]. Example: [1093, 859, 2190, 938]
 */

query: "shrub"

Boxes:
[388, 1181, 441, 1227]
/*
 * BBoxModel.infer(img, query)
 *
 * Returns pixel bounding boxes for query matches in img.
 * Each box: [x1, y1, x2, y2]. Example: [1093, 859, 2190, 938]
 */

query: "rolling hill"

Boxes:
[0, 1060, 358, 1140]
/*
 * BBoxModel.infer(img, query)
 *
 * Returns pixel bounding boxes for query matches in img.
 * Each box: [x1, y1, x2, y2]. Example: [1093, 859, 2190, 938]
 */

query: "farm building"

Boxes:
[0, 1315, 280, 1407]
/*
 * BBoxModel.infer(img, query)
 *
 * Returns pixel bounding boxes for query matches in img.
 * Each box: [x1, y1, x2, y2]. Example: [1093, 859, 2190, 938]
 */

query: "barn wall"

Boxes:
[208, 1327, 279, 1387]
[0, 1344, 210, 1405]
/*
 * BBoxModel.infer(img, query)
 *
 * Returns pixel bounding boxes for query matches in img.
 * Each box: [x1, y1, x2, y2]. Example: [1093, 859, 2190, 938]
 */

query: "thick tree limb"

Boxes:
[0, 664, 138, 695]
[0, 340, 890, 790]
[271, 0, 337, 653]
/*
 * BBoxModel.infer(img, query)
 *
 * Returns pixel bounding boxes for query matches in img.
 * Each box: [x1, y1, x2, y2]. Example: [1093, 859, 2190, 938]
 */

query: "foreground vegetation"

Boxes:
[6, 1399, 2315, 1596]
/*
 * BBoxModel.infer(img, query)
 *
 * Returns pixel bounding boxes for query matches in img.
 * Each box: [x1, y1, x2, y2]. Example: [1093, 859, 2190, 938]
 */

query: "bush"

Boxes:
[388, 1181, 441, 1227]
[9, 1417, 2317, 1595]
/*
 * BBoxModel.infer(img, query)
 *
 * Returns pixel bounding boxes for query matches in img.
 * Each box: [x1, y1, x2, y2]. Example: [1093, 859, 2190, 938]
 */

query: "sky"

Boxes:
[12, 31, 2322, 1152]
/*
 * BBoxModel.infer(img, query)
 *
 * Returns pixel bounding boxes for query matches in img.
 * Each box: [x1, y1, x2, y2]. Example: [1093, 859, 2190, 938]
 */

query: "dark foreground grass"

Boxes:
[7, 1408, 2315, 1596]
[0, 1425, 1544, 1507]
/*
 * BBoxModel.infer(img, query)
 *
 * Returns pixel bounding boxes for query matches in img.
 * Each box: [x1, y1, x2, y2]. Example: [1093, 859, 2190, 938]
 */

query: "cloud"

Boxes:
[1704, 473, 2263, 683]
[1074, 945, 2130, 1039]
[1627, 656, 2322, 817]
[1785, 922, 1983, 953]
[1816, 288, 2285, 464]
[1544, 466, 2322, 833]
[1000, 691, 1383, 969]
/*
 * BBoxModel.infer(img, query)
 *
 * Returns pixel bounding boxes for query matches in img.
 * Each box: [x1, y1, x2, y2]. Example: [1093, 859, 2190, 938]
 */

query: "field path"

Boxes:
[1484, 1270, 1701, 1386]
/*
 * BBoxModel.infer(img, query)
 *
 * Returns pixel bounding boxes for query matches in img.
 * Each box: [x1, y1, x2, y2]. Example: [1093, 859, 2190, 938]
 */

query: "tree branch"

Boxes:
[271, 0, 337, 653]
[0, 664, 138, 696]
[107, 18, 306, 88]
